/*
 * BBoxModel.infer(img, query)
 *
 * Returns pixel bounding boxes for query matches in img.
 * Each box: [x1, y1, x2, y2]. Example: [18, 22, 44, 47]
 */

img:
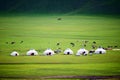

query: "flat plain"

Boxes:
[0, 15, 120, 79]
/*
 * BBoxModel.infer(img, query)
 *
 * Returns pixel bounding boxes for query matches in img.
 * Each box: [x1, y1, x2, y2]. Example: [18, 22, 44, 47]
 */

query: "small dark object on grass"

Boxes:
[92, 45, 97, 49]
[89, 50, 95, 53]
[103, 48, 112, 50]
[56, 42, 60, 46]
[85, 40, 89, 43]
[108, 46, 113, 48]
[93, 41, 96, 44]
[54, 49, 61, 54]
[114, 46, 118, 48]
[11, 42, 15, 44]
[5, 42, 8, 44]
[57, 18, 62, 20]
[89, 50, 94, 56]
[20, 41, 23, 44]
[83, 44, 86, 47]
[70, 42, 75, 47]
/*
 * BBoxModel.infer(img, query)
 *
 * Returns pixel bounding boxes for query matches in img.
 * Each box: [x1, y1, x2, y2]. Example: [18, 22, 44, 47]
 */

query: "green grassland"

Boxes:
[0, 15, 120, 79]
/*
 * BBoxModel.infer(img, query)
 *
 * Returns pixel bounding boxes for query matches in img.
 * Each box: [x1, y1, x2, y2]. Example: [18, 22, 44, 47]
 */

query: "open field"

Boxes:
[0, 15, 120, 79]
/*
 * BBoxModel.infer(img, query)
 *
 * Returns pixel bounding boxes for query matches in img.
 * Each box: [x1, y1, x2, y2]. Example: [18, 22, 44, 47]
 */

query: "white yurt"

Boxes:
[64, 48, 73, 55]
[43, 48, 55, 56]
[76, 48, 88, 56]
[10, 51, 19, 56]
[26, 49, 38, 56]
[95, 48, 106, 54]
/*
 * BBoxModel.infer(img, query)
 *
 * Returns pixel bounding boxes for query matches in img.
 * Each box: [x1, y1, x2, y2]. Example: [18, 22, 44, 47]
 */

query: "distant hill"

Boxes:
[0, 0, 120, 14]
[68, 0, 120, 15]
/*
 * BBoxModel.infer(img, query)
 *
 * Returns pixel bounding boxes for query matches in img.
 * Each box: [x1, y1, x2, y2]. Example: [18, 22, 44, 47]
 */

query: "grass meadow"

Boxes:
[0, 14, 120, 79]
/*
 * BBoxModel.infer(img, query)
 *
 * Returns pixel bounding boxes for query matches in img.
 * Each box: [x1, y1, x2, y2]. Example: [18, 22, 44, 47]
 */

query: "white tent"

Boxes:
[43, 48, 55, 56]
[10, 51, 19, 56]
[76, 48, 88, 56]
[64, 48, 73, 55]
[26, 49, 38, 56]
[95, 48, 106, 54]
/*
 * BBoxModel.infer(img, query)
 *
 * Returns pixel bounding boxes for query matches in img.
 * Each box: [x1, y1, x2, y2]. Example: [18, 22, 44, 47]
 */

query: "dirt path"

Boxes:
[42, 75, 120, 79]
[0, 75, 120, 79]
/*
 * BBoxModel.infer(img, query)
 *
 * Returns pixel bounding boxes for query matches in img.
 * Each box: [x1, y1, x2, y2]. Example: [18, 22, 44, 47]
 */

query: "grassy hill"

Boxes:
[0, 15, 120, 79]
[68, 0, 120, 15]
[0, 0, 120, 79]
[0, 0, 120, 14]
[0, 15, 120, 55]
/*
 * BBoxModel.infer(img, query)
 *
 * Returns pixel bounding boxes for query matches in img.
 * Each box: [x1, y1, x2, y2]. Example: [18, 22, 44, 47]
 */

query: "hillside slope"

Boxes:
[68, 0, 120, 14]
[0, 0, 120, 14]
